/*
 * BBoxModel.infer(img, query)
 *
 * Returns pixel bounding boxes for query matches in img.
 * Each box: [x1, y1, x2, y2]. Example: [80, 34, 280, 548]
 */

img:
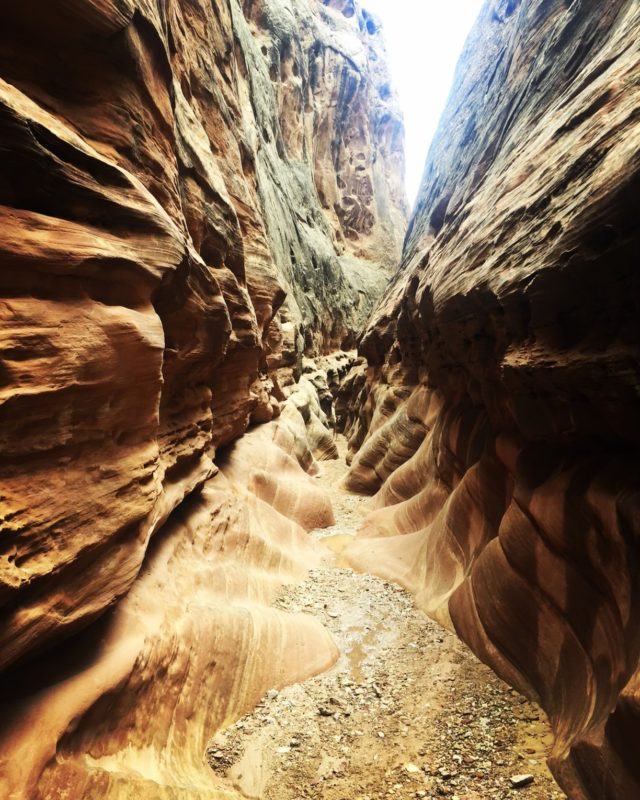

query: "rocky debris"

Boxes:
[511, 775, 535, 789]
[206, 437, 563, 800]
[344, 2, 640, 798]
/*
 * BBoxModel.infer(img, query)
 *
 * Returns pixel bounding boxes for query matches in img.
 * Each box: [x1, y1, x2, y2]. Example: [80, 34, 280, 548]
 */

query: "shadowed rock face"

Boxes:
[0, 0, 405, 796]
[343, 1, 640, 797]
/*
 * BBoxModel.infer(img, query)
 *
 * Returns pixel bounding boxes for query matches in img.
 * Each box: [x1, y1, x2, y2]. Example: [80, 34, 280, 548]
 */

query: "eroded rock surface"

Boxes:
[343, 2, 640, 798]
[0, 0, 405, 796]
[0, 418, 339, 799]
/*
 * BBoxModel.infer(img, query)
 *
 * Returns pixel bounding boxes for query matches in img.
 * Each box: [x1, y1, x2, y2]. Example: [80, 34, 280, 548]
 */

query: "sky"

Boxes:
[362, 0, 486, 206]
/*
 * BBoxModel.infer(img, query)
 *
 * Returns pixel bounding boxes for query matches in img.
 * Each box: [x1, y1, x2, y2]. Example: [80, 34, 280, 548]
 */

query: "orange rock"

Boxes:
[0, 0, 404, 795]
[343, 2, 640, 798]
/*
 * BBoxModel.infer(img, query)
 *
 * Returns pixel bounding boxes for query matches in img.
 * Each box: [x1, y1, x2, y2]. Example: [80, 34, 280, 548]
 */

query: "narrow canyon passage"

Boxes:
[207, 437, 564, 800]
[1, 1, 638, 797]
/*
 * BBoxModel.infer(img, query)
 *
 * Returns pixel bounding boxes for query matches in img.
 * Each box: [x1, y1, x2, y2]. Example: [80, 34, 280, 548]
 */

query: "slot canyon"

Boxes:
[0, 0, 638, 798]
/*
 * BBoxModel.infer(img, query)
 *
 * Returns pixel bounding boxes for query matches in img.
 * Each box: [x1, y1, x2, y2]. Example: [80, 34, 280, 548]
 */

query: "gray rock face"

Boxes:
[240, 0, 408, 361]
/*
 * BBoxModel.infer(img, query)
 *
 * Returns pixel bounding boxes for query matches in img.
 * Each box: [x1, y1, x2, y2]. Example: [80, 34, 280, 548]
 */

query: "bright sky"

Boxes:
[363, 0, 486, 206]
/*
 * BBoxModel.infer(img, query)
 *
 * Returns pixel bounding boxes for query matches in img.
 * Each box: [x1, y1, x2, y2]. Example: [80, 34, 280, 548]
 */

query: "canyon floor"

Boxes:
[207, 437, 565, 800]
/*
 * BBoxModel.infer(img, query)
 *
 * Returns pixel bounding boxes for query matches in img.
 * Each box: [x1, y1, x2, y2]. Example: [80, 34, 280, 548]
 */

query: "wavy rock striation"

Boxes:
[0, 417, 339, 799]
[0, 0, 405, 796]
[343, 1, 640, 798]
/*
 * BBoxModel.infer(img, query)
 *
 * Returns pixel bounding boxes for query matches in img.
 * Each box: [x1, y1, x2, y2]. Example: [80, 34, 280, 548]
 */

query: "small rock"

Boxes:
[510, 774, 535, 788]
[266, 689, 279, 701]
[404, 763, 421, 774]
[276, 746, 291, 754]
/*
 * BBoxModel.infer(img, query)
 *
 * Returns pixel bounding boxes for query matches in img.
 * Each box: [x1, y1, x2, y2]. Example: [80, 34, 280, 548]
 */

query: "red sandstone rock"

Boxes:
[219, 417, 336, 531]
[344, 2, 640, 798]
[0, 457, 338, 799]
[0, 0, 405, 796]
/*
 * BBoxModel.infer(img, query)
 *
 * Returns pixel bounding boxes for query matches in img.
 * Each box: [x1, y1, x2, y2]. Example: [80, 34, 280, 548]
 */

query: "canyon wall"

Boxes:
[343, 1, 640, 798]
[0, 0, 405, 796]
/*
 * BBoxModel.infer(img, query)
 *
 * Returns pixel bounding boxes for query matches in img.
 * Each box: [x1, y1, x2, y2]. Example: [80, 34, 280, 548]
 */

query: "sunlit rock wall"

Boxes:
[0, 0, 405, 796]
[0, 415, 339, 799]
[343, 1, 640, 797]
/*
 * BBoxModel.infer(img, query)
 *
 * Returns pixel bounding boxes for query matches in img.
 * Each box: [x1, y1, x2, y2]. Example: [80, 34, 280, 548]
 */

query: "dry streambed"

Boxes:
[207, 439, 564, 800]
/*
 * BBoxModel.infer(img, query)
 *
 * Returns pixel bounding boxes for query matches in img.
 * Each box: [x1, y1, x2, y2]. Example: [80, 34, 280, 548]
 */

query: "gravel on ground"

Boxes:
[207, 436, 565, 800]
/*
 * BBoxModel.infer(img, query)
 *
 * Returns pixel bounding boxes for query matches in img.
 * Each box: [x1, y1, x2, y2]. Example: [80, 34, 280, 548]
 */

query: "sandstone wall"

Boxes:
[343, 1, 640, 797]
[0, 0, 405, 796]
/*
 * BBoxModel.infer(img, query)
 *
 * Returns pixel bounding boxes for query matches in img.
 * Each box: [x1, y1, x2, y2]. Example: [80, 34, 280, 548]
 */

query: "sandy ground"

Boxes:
[208, 437, 565, 800]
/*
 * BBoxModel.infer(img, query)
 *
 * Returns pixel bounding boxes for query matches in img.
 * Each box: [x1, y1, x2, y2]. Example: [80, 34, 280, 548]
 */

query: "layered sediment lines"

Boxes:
[0, 419, 339, 799]
[343, 1, 640, 798]
[0, 0, 406, 796]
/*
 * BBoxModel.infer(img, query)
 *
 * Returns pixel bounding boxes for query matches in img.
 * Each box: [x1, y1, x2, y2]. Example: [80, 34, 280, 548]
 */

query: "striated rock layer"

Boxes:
[343, 1, 640, 798]
[0, 0, 406, 797]
[0, 416, 339, 799]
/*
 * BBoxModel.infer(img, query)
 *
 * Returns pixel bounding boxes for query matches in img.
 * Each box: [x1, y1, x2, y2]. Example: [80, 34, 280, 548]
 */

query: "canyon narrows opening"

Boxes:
[0, 1, 639, 800]
[207, 435, 563, 799]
